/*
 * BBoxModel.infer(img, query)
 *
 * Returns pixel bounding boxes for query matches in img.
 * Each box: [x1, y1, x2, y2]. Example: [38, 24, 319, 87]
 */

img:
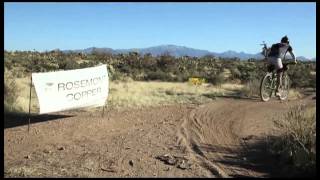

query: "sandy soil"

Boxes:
[4, 93, 315, 177]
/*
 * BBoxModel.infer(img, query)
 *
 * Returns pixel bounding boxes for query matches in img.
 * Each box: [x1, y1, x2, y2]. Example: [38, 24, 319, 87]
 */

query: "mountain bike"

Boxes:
[259, 42, 296, 102]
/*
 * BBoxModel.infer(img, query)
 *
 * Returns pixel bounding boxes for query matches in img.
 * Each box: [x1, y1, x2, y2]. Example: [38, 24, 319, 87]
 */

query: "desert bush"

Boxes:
[4, 59, 14, 71]
[229, 67, 242, 80]
[4, 51, 316, 87]
[79, 61, 97, 68]
[206, 72, 225, 86]
[4, 72, 22, 112]
[309, 73, 316, 89]
[269, 104, 316, 176]
[241, 78, 261, 97]
[58, 59, 80, 70]
[41, 62, 60, 71]
[23, 57, 59, 72]
[145, 70, 174, 81]
[175, 72, 190, 82]
[235, 61, 266, 83]
[287, 62, 315, 88]
[118, 76, 134, 83]
[110, 71, 123, 81]
[157, 53, 177, 72]
[11, 68, 25, 78]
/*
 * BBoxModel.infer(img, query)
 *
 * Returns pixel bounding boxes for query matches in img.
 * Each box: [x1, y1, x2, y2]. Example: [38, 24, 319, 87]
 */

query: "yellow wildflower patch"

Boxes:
[188, 77, 206, 86]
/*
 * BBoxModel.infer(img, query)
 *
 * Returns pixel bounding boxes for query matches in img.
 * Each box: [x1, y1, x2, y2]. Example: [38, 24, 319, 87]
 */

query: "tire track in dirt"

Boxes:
[177, 95, 315, 177]
[177, 105, 229, 177]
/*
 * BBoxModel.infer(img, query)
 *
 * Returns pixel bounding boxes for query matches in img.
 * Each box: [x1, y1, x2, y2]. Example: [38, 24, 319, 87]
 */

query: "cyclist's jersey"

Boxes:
[268, 43, 293, 59]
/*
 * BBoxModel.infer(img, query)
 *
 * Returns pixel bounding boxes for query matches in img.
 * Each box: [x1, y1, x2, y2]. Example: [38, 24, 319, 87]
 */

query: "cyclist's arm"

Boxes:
[288, 50, 297, 63]
[288, 46, 297, 63]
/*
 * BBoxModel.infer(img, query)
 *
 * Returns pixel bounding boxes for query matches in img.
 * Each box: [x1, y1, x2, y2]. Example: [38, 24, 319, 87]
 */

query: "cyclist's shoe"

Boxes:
[275, 90, 281, 97]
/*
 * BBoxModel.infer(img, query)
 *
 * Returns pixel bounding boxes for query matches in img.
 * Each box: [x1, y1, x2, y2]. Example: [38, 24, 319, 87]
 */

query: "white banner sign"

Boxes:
[32, 64, 109, 114]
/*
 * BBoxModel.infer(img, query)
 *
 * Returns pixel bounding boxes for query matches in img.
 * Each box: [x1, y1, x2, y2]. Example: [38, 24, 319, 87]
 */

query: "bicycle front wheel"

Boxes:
[260, 73, 274, 102]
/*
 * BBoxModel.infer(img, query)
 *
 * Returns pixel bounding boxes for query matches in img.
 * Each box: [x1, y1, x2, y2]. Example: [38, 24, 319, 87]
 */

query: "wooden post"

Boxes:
[28, 75, 32, 132]
[101, 104, 105, 117]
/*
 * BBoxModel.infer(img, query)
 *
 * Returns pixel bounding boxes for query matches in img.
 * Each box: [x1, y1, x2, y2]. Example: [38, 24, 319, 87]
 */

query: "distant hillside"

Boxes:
[117, 45, 214, 57]
[61, 44, 314, 61]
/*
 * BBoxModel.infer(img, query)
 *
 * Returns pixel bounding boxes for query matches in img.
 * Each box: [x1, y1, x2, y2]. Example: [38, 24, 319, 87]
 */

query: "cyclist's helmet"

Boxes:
[281, 35, 289, 44]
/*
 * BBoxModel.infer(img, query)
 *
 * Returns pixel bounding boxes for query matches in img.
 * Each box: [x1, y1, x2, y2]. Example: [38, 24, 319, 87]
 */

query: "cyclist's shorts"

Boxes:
[268, 57, 283, 70]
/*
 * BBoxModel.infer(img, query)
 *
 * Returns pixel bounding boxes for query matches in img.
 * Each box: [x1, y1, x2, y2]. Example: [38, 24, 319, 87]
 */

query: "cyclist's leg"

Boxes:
[275, 58, 283, 95]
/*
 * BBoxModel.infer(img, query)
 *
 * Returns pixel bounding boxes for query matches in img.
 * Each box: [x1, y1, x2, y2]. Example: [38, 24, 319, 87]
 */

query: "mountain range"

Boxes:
[62, 44, 315, 61]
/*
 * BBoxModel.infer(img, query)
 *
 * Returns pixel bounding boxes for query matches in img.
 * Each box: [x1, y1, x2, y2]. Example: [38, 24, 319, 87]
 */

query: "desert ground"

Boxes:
[4, 82, 315, 177]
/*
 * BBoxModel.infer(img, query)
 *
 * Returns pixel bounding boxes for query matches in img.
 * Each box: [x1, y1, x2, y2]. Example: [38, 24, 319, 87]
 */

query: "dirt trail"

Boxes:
[176, 95, 315, 177]
[4, 94, 315, 177]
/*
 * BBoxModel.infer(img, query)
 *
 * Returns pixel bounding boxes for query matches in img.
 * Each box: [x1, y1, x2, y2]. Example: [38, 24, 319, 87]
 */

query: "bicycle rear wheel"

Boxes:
[260, 73, 274, 102]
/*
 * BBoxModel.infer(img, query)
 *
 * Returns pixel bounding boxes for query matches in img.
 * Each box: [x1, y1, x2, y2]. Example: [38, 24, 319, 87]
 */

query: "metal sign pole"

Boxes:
[28, 75, 32, 132]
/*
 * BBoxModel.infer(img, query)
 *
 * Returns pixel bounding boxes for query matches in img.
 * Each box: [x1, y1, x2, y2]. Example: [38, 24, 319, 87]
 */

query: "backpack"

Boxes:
[268, 43, 280, 57]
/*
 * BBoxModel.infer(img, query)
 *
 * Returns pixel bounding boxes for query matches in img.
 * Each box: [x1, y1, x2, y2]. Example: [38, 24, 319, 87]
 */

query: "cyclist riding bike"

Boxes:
[267, 35, 297, 97]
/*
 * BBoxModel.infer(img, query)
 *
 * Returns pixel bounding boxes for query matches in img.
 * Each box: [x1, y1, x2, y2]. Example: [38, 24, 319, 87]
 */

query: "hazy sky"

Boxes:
[4, 2, 316, 58]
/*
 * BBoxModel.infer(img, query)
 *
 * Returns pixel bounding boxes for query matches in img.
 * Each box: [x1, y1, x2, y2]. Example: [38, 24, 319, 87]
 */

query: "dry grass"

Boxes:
[287, 89, 303, 100]
[107, 81, 239, 109]
[4, 74, 39, 113]
[5, 70, 245, 113]
[4, 70, 29, 112]
[310, 71, 316, 76]
[269, 103, 316, 175]
[222, 68, 231, 79]
[220, 83, 244, 91]
[240, 78, 304, 100]
[241, 79, 261, 98]
[4, 66, 306, 114]
[5, 166, 40, 177]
